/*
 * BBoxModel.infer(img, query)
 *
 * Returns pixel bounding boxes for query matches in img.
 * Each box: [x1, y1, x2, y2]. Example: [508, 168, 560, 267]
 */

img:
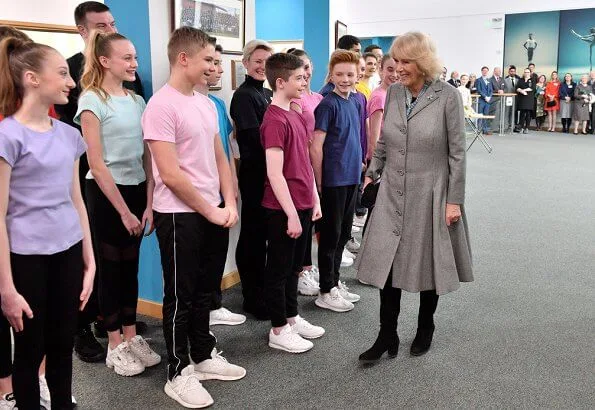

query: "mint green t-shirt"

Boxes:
[74, 90, 146, 185]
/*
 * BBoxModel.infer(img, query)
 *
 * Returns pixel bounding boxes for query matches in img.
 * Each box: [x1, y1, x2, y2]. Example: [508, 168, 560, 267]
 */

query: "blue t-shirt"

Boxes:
[208, 94, 233, 160]
[314, 92, 362, 187]
[319, 82, 335, 97]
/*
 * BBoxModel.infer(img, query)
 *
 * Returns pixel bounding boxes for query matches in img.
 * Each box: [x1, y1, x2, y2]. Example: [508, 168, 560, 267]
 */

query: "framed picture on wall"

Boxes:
[172, 0, 245, 54]
[335, 20, 347, 47]
[231, 60, 246, 90]
[268, 40, 304, 53]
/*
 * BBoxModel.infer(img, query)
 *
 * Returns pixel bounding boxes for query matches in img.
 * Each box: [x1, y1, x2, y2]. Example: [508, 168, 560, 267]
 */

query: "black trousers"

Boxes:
[0, 312, 11, 378]
[355, 171, 367, 217]
[154, 211, 227, 380]
[379, 273, 439, 335]
[318, 185, 357, 293]
[519, 109, 532, 129]
[235, 162, 266, 306]
[264, 208, 312, 327]
[11, 242, 83, 410]
[86, 180, 146, 332]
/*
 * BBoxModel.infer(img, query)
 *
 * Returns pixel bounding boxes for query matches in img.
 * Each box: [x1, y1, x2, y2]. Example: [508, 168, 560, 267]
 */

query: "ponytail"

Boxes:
[0, 37, 53, 117]
[81, 30, 131, 103]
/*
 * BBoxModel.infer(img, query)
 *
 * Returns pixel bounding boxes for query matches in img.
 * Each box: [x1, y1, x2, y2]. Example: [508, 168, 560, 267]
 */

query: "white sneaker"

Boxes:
[209, 307, 247, 326]
[129, 335, 161, 367]
[0, 393, 15, 410]
[351, 225, 361, 233]
[106, 341, 145, 376]
[290, 315, 325, 339]
[315, 287, 354, 312]
[194, 349, 246, 381]
[39, 375, 50, 409]
[340, 252, 354, 267]
[309, 265, 320, 282]
[353, 214, 367, 227]
[346, 237, 360, 253]
[164, 365, 213, 409]
[298, 271, 320, 296]
[268, 324, 313, 353]
[338, 280, 361, 303]
[343, 249, 356, 260]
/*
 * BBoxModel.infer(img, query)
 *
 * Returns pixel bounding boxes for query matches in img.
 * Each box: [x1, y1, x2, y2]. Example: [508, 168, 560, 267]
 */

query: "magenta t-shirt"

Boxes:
[292, 91, 323, 141]
[0, 117, 86, 255]
[260, 105, 314, 211]
[142, 84, 221, 213]
[367, 87, 387, 119]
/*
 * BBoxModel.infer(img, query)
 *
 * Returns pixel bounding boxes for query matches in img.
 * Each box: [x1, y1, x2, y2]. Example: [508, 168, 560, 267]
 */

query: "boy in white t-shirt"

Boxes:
[141, 27, 245, 408]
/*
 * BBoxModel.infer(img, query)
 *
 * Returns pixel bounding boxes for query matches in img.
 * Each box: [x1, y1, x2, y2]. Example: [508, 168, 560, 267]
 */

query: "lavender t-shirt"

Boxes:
[0, 117, 86, 255]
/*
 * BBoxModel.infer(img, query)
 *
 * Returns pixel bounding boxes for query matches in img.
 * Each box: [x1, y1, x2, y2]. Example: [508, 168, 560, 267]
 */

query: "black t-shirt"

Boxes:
[55, 52, 145, 130]
[230, 75, 272, 164]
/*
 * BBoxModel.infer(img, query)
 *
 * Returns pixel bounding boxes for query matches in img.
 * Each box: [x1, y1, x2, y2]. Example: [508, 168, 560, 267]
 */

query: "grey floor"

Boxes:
[73, 131, 595, 409]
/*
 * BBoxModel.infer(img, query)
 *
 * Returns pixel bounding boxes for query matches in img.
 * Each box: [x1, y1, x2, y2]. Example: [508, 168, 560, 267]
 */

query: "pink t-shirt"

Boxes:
[367, 87, 387, 119]
[292, 91, 323, 141]
[142, 84, 220, 213]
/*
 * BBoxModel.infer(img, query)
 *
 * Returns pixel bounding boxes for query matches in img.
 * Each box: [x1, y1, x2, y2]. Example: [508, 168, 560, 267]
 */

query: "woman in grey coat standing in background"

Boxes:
[356, 32, 473, 363]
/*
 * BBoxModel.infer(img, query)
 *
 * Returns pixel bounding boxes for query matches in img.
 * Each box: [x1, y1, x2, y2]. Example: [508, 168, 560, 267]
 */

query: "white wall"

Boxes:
[345, 0, 595, 76]
[0, 0, 99, 26]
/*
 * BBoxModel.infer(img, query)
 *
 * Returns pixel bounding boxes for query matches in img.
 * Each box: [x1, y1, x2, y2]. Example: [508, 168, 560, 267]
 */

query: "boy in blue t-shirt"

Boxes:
[311, 50, 363, 313]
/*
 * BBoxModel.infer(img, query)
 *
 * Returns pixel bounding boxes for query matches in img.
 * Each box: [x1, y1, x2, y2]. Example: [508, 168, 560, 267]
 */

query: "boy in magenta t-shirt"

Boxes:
[260, 53, 324, 354]
[141, 27, 245, 409]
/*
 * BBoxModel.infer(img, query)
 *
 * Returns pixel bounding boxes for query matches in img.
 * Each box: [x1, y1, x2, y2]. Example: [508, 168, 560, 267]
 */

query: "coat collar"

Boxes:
[405, 79, 443, 121]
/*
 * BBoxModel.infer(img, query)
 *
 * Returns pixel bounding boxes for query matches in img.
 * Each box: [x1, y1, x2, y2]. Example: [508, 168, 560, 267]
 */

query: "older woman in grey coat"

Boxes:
[357, 32, 473, 363]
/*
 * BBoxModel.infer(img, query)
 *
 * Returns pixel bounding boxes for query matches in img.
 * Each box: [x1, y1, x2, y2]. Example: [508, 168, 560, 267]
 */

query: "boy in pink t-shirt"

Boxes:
[260, 53, 324, 353]
[141, 27, 244, 408]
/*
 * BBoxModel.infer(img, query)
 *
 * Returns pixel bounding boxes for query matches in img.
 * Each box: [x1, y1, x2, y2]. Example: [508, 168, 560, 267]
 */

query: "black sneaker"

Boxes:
[74, 325, 106, 362]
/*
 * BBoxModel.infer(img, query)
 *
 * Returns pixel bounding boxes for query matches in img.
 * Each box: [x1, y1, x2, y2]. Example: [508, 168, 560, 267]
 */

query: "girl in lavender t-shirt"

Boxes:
[0, 39, 94, 408]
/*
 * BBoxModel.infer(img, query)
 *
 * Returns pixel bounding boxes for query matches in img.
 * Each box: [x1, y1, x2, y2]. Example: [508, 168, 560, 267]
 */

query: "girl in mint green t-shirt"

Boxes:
[75, 31, 160, 377]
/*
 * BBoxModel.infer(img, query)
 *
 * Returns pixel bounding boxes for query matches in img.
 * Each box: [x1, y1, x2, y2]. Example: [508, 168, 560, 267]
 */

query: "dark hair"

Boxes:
[481, 66, 489, 71]
[265, 52, 304, 91]
[363, 52, 378, 61]
[528, 63, 535, 68]
[215, 44, 223, 53]
[287, 48, 310, 60]
[74, 1, 110, 26]
[168, 26, 212, 65]
[364, 44, 381, 53]
[337, 35, 360, 51]
[0, 37, 55, 116]
[0, 26, 31, 42]
[509, 65, 516, 70]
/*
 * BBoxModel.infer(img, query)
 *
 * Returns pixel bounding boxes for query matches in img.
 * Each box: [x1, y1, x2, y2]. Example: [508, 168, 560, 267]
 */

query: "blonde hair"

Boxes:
[390, 32, 442, 81]
[81, 30, 134, 103]
[168, 26, 214, 65]
[242, 39, 272, 61]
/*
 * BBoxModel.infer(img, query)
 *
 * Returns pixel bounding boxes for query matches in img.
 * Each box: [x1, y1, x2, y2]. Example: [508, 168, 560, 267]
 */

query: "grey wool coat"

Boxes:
[355, 79, 473, 295]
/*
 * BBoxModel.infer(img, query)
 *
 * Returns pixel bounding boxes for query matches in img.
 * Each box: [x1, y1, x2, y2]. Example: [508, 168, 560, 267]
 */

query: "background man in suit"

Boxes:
[489, 67, 506, 132]
[447, 71, 460, 87]
[476, 66, 493, 134]
[504, 65, 521, 131]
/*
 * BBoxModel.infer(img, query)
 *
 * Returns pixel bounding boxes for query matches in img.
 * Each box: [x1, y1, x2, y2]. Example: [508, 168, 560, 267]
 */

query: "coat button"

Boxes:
[398, 170, 405, 176]
[396, 210, 402, 216]
[393, 230, 401, 236]
[399, 149, 405, 155]
[397, 190, 403, 196]
[401, 128, 406, 133]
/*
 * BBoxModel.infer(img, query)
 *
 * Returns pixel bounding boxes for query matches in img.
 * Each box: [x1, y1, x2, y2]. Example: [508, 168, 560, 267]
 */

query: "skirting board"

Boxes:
[137, 270, 241, 319]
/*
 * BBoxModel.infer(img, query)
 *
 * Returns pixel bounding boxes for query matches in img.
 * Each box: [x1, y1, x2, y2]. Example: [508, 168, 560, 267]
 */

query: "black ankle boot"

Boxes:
[410, 325, 435, 356]
[359, 331, 399, 363]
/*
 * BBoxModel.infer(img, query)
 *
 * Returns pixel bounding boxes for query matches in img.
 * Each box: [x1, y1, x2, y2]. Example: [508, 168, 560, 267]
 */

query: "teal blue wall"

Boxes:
[303, 0, 330, 91]
[361, 36, 396, 55]
[256, 0, 304, 40]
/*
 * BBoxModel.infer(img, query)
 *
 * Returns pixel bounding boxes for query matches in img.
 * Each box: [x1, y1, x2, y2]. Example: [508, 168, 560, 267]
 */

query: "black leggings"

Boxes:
[86, 179, 146, 332]
[0, 313, 11, 379]
[519, 109, 532, 129]
[11, 242, 83, 410]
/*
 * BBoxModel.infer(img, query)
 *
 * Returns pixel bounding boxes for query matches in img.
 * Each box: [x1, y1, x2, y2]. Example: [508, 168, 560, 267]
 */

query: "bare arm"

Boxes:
[147, 140, 228, 226]
[80, 111, 142, 236]
[266, 148, 301, 238]
[71, 160, 96, 310]
[368, 110, 383, 161]
[214, 133, 238, 228]
[141, 143, 155, 235]
[310, 130, 326, 192]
